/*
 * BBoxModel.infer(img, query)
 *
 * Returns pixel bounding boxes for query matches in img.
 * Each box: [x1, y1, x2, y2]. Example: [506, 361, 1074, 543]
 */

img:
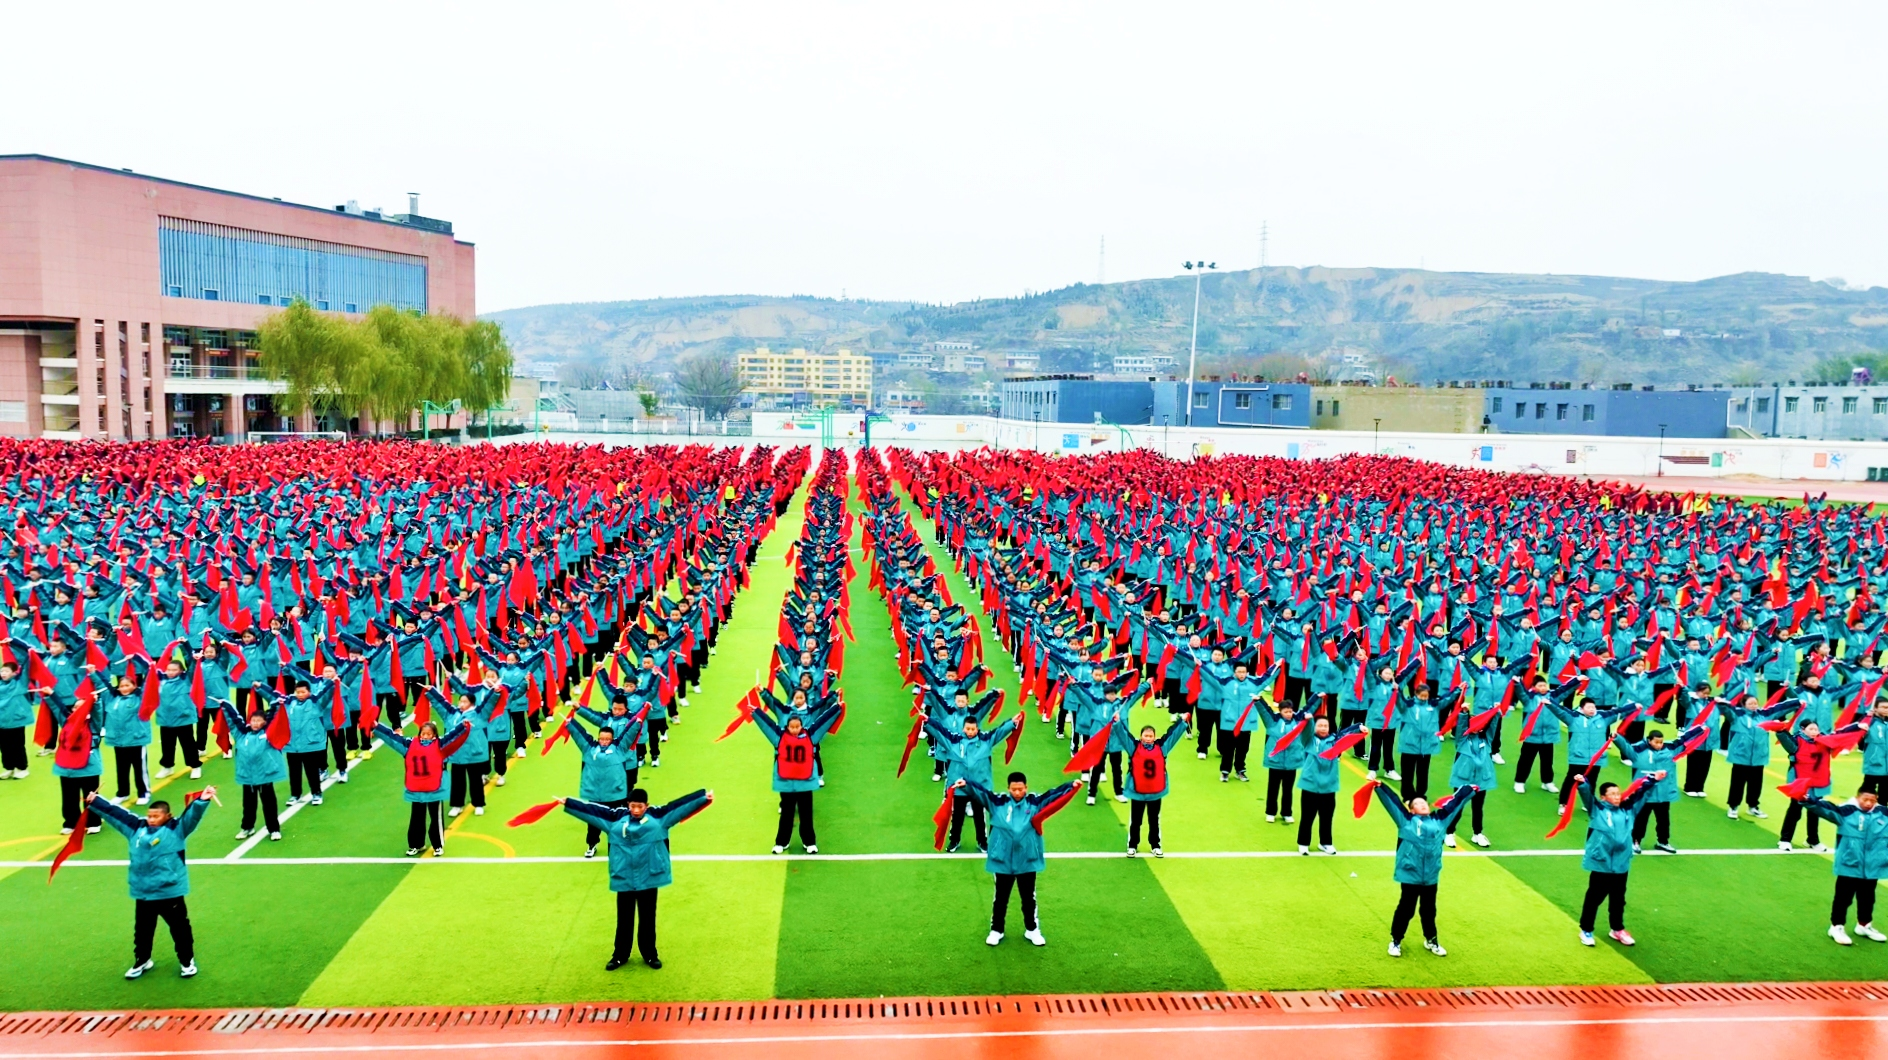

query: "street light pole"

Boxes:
[1183, 261, 1216, 428]
[1373, 417, 1382, 454]
[1657, 423, 1667, 478]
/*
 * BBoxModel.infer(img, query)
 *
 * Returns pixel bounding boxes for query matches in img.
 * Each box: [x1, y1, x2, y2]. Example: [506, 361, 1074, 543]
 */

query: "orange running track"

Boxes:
[3, 984, 1887, 1060]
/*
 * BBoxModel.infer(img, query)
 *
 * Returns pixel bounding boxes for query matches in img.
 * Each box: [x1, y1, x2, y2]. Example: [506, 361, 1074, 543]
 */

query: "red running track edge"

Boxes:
[3, 983, 1888, 1060]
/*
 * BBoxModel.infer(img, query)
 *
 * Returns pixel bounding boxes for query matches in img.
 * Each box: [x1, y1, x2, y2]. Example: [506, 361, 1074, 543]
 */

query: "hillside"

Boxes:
[483, 268, 1888, 385]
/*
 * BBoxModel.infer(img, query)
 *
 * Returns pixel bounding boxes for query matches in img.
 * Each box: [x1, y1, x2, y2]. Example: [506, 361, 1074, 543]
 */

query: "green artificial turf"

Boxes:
[3, 470, 1886, 1011]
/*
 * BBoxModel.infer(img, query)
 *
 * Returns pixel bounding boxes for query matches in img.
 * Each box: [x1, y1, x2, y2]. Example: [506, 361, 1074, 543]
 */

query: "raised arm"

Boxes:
[1433, 785, 1479, 831]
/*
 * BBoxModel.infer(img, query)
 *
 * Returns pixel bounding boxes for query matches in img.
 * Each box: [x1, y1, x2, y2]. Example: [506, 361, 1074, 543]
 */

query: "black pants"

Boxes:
[1367, 729, 1397, 772]
[1834, 876, 1878, 926]
[489, 740, 511, 776]
[1266, 768, 1296, 816]
[449, 762, 488, 807]
[1285, 675, 1311, 709]
[1128, 799, 1162, 848]
[112, 746, 149, 798]
[1390, 883, 1438, 943]
[329, 728, 351, 768]
[1559, 763, 1600, 806]
[1726, 763, 1766, 810]
[1297, 790, 1336, 847]
[1399, 754, 1431, 801]
[408, 801, 444, 850]
[60, 774, 101, 829]
[510, 711, 532, 748]
[992, 871, 1037, 933]
[1683, 749, 1713, 795]
[1633, 801, 1672, 844]
[1515, 743, 1556, 785]
[586, 797, 628, 848]
[1445, 790, 1486, 836]
[1579, 871, 1629, 932]
[158, 725, 201, 770]
[1086, 750, 1123, 797]
[1194, 710, 1219, 755]
[133, 896, 194, 965]
[775, 790, 816, 847]
[0, 725, 26, 771]
[648, 717, 669, 753]
[1339, 710, 1367, 755]
[949, 792, 987, 849]
[1218, 731, 1251, 776]
[1780, 801, 1822, 845]
[194, 708, 213, 753]
[286, 751, 325, 798]
[614, 888, 659, 961]
[241, 784, 281, 833]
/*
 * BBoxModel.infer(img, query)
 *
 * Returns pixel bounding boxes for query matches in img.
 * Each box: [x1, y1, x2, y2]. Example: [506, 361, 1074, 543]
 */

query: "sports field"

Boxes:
[0, 476, 1882, 1013]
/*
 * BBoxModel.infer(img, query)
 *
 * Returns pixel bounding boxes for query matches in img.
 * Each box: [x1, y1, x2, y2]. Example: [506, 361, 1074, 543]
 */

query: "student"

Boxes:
[1724, 693, 1798, 819]
[1394, 685, 1442, 802]
[373, 720, 470, 856]
[1860, 699, 1888, 797]
[1257, 697, 1307, 823]
[1363, 664, 1400, 781]
[100, 672, 152, 806]
[0, 660, 31, 778]
[568, 715, 630, 858]
[959, 771, 1079, 947]
[1546, 697, 1635, 807]
[1777, 721, 1863, 852]
[925, 711, 1022, 853]
[281, 683, 331, 806]
[561, 787, 714, 970]
[1677, 683, 1719, 797]
[223, 702, 287, 841]
[151, 657, 203, 780]
[1444, 706, 1495, 849]
[1216, 665, 1265, 782]
[1801, 787, 1888, 946]
[84, 788, 215, 980]
[50, 693, 105, 835]
[442, 691, 494, 818]
[1371, 782, 1477, 957]
[1117, 714, 1189, 857]
[1614, 728, 1686, 853]
[1575, 775, 1659, 947]
[1512, 677, 1560, 794]
[1297, 718, 1359, 855]
[754, 706, 840, 854]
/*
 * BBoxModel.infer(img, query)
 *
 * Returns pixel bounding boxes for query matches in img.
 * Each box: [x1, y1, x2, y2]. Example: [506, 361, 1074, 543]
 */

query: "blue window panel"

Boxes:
[158, 217, 427, 312]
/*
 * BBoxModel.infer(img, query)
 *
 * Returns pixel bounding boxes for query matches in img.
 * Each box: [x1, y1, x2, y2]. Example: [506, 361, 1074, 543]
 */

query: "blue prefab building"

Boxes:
[999, 376, 1153, 424]
[1151, 382, 1312, 428]
[1483, 386, 1728, 439]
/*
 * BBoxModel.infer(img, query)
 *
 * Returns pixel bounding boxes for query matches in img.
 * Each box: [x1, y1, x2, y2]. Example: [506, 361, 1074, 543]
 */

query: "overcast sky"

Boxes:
[7, 3, 1886, 312]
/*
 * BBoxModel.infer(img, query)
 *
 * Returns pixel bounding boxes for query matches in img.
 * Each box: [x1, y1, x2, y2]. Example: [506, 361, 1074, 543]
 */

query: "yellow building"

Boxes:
[1309, 385, 1486, 433]
[738, 346, 872, 407]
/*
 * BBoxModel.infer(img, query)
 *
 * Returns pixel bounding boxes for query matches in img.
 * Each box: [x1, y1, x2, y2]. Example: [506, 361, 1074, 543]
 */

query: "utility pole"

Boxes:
[1183, 261, 1216, 428]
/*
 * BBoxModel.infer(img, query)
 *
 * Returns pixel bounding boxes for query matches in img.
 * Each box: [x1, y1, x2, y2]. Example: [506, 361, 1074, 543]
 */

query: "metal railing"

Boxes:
[168, 360, 262, 380]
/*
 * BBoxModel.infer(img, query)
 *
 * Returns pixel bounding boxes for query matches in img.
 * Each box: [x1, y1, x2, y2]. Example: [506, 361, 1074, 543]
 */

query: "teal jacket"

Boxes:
[101, 689, 151, 748]
[960, 780, 1079, 875]
[1805, 799, 1888, 880]
[569, 717, 631, 802]
[563, 790, 710, 891]
[754, 705, 840, 793]
[926, 716, 1017, 792]
[1257, 701, 1310, 770]
[1216, 677, 1267, 732]
[1612, 734, 1679, 803]
[1114, 716, 1188, 800]
[1577, 777, 1652, 874]
[1448, 713, 1497, 789]
[0, 672, 34, 728]
[1864, 720, 1888, 777]
[1395, 699, 1442, 756]
[94, 795, 212, 900]
[1297, 730, 1353, 794]
[1376, 783, 1476, 885]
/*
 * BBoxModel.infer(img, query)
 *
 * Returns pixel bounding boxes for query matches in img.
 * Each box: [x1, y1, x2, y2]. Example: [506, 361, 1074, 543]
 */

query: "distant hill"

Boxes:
[483, 268, 1888, 385]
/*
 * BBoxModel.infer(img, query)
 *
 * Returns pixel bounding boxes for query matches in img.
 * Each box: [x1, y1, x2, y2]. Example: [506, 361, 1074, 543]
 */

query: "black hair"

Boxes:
[1006, 771, 1027, 785]
[148, 800, 172, 816]
[1598, 781, 1620, 796]
[1648, 730, 1664, 740]
[628, 788, 649, 803]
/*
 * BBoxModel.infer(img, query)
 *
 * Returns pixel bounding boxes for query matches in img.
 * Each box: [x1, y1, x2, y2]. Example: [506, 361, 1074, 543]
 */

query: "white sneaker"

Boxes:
[1265, 814, 1276, 822]
[1492, 753, 1506, 764]
[155, 766, 172, 779]
[1024, 928, 1046, 947]
[1299, 844, 1310, 855]
[337, 771, 350, 783]
[1727, 809, 1739, 820]
[1424, 940, 1447, 956]
[1367, 770, 1378, 781]
[1543, 783, 1559, 793]
[516, 747, 528, 758]
[660, 733, 669, 742]
[1855, 923, 1888, 943]
[1114, 794, 1128, 803]
[1580, 931, 1595, 946]
[495, 775, 507, 787]
[179, 961, 198, 978]
[1086, 796, 1096, 805]
[1812, 843, 1831, 853]
[585, 846, 597, 859]
[234, 829, 250, 840]
[1152, 846, 1162, 857]
[474, 807, 485, 816]
[1387, 942, 1402, 957]
[1831, 925, 1854, 946]
[1779, 841, 1792, 852]
[986, 930, 1003, 946]
[1514, 783, 1526, 794]
[449, 807, 463, 818]
[1748, 808, 1769, 819]
[1471, 834, 1490, 848]
[87, 825, 100, 834]
[59, 827, 73, 835]
[1321, 844, 1336, 855]
[189, 768, 202, 779]
[1283, 815, 1294, 824]
[1126, 847, 1138, 857]
[124, 959, 154, 979]
[268, 832, 282, 841]
[1445, 835, 1458, 848]
[804, 845, 817, 854]
[11, 769, 25, 778]
[1387, 771, 1401, 781]
[1197, 751, 1207, 759]
[772, 845, 785, 854]
[310, 796, 323, 805]
[135, 794, 150, 806]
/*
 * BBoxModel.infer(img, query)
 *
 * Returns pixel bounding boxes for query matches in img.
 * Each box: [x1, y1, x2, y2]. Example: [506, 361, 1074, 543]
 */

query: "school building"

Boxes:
[0, 154, 476, 440]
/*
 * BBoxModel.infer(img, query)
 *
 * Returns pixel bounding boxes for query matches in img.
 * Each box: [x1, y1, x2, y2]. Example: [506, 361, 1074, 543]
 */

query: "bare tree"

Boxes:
[672, 351, 743, 419]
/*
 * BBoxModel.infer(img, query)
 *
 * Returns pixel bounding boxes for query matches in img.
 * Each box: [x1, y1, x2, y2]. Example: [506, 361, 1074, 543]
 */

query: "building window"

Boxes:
[1784, 397, 1798, 413]
[1556, 403, 1568, 421]
[1535, 403, 1547, 419]
[1331, 400, 1339, 416]
[159, 216, 428, 313]
[1234, 392, 1251, 409]
[1272, 393, 1291, 410]
[201, 288, 220, 300]
[1875, 398, 1887, 415]
[166, 285, 182, 297]
[258, 294, 273, 305]
[1844, 397, 1859, 414]
[1514, 403, 1525, 419]
[1814, 397, 1828, 413]
[1315, 400, 1325, 416]
[1492, 397, 1503, 413]
[316, 300, 330, 311]
[1757, 397, 1771, 413]
[1735, 398, 1748, 411]
[1582, 404, 1595, 422]
[344, 303, 359, 314]
[1192, 391, 1207, 408]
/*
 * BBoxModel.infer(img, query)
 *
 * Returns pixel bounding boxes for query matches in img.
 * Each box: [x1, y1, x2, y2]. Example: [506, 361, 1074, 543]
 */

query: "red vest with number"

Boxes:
[776, 732, 816, 781]
[405, 740, 446, 793]
[1131, 743, 1167, 794]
